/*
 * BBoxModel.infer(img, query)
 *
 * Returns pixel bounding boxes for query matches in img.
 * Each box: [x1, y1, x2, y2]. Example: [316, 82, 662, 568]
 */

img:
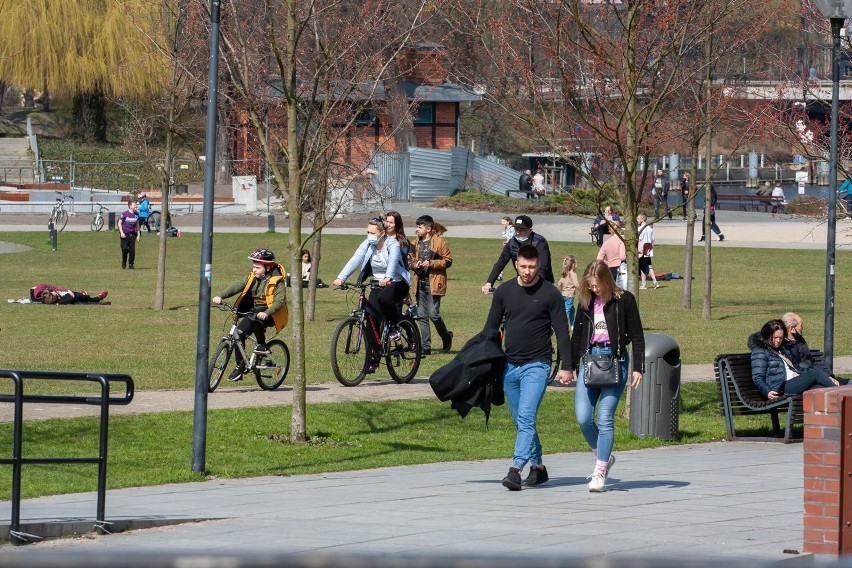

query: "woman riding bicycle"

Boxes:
[212, 248, 288, 382]
[333, 217, 411, 341]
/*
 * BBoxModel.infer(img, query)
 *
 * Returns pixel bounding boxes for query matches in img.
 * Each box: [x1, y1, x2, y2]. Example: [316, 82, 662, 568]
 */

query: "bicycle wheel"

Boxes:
[91, 215, 104, 232]
[253, 339, 290, 390]
[330, 316, 369, 387]
[149, 211, 161, 232]
[56, 209, 69, 232]
[386, 317, 421, 384]
[208, 340, 233, 393]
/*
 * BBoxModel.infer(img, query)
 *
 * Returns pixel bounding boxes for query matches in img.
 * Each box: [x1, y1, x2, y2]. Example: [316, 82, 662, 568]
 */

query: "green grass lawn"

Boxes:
[0, 229, 844, 497]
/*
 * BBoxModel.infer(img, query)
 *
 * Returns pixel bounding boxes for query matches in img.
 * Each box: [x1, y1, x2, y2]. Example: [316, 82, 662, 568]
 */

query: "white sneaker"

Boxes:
[588, 454, 615, 492]
[639, 284, 647, 290]
[588, 471, 607, 492]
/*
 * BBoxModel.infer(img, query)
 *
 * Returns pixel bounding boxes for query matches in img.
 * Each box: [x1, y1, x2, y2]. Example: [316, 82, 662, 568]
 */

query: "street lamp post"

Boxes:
[814, 0, 852, 372]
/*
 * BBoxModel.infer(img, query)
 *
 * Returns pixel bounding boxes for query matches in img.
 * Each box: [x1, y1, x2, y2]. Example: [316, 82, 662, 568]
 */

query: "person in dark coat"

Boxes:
[481, 215, 554, 292]
[518, 169, 534, 199]
[780, 312, 846, 384]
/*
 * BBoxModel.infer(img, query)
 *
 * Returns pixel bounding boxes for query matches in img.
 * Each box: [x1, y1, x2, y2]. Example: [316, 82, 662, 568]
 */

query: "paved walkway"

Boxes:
[1, 442, 807, 562]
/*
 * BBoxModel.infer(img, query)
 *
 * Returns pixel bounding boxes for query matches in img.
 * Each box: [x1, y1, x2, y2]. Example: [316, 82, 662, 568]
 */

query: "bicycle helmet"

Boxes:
[248, 248, 276, 265]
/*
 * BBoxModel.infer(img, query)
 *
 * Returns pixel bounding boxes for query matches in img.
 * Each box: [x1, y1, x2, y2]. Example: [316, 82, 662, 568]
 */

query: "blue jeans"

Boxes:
[563, 297, 575, 328]
[503, 360, 550, 470]
[575, 345, 630, 463]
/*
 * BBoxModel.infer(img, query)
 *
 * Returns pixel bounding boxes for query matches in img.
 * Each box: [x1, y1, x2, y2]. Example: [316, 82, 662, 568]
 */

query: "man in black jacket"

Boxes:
[481, 215, 554, 293]
[781, 312, 845, 383]
[484, 245, 572, 491]
[518, 169, 534, 199]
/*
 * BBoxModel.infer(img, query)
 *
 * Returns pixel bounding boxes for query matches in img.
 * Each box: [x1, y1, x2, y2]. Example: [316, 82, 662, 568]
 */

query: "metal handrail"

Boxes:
[0, 370, 134, 545]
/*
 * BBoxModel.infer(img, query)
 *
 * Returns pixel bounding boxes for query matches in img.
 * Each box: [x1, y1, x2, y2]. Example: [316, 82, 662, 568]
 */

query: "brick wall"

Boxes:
[803, 386, 852, 555]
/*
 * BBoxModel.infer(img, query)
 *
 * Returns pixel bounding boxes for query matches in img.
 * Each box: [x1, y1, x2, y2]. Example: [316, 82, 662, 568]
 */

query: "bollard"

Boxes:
[267, 214, 275, 233]
[108, 212, 116, 231]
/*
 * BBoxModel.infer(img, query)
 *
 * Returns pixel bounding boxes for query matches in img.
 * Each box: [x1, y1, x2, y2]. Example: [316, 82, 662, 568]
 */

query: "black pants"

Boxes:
[782, 368, 837, 395]
[120, 234, 137, 268]
[235, 313, 274, 366]
[369, 280, 410, 326]
[700, 212, 722, 238]
[139, 216, 151, 233]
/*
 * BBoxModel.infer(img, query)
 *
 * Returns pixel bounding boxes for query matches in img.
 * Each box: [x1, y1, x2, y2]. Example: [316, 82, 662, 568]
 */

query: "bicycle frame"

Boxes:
[348, 285, 387, 355]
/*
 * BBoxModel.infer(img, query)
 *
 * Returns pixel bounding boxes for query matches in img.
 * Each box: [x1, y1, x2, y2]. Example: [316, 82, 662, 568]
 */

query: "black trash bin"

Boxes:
[108, 211, 116, 231]
[629, 333, 680, 440]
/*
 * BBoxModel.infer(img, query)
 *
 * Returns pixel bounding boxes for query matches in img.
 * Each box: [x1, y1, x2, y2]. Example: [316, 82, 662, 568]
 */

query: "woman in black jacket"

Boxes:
[562, 260, 644, 493]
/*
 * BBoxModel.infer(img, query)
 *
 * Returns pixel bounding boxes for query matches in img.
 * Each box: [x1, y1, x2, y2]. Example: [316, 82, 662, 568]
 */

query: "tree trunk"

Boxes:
[73, 89, 107, 142]
[681, 144, 700, 310]
[0, 81, 6, 113]
[702, 22, 714, 321]
[286, 0, 307, 444]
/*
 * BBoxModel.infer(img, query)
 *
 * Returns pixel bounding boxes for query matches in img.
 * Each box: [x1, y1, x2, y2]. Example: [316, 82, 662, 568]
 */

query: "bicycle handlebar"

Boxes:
[213, 300, 257, 318]
[55, 191, 74, 200]
[336, 281, 381, 291]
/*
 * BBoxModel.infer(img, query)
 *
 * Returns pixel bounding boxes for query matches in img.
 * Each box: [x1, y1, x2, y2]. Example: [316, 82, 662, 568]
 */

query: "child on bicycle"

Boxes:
[212, 248, 288, 382]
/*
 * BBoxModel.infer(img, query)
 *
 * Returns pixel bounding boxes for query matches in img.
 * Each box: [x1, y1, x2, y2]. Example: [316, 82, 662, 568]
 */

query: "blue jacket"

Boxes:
[337, 236, 411, 285]
[748, 332, 788, 398]
[138, 198, 150, 217]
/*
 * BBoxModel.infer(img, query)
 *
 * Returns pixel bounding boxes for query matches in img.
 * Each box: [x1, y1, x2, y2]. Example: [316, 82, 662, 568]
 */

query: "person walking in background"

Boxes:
[119, 199, 141, 269]
[497, 216, 515, 281]
[637, 213, 659, 290]
[652, 168, 671, 220]
[484, 245, 572, 490]
[561, 260, 644, 493]
[596, 224, 626, 283]
[699, 183, 725, 242]
[482, 215, 554, 293]
[557, 255, 579, 330]
[410, 215, 454, 356]
[679, 173, 690, 220]
[137, 194, 152, 234]
[385, 210, 413, 262]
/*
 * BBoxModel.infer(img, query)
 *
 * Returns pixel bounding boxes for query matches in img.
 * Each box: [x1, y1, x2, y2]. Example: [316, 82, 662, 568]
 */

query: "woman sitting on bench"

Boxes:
[749, 319, 838, 401]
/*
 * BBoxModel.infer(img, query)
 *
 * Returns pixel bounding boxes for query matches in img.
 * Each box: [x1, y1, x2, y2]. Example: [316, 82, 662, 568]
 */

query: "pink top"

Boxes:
[590, 297, 610, 344]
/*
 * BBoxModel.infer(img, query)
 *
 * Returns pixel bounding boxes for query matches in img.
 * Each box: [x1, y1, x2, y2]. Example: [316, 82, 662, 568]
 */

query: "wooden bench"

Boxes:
[505, 189, 543, 198]
[714, 352, 804, 443]
[716, 194, 785, 213]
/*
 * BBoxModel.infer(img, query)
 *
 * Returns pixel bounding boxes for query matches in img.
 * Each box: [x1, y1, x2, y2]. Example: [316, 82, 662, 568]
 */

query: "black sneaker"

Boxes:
[719, 234, 725, 242]
[441, 331, 454, 354]
[227, 366, 246, 382]
[502, 467, 522, 491]
[523, 465, 549, 487]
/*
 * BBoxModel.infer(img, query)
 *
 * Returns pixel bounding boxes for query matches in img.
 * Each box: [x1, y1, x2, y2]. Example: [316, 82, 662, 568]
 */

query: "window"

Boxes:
[413, 104, 434, 125]
[354, 107, 376, 125]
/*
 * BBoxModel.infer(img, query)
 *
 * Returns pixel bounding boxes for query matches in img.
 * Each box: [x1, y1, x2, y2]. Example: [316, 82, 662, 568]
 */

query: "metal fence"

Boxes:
[371, 147, 521, 201]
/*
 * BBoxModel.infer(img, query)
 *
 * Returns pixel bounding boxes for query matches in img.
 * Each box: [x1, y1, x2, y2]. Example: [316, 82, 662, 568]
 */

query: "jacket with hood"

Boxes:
[748, 331, 788, 398]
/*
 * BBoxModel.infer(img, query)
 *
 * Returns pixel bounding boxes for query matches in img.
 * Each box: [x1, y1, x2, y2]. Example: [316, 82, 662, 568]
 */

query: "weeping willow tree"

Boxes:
[0, 0, 167, 140]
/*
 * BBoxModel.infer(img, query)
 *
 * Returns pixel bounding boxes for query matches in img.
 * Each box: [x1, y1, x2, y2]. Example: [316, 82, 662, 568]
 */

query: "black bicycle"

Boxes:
[330, 281, 422, 387]
[208, 302, 290, 392]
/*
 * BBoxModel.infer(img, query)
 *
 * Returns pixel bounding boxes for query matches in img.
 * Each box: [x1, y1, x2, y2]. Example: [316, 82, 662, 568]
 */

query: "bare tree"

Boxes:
[218, 0, 434, 442]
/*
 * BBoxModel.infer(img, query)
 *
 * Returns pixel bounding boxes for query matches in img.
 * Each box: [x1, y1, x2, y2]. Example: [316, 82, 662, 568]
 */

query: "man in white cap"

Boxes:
[482, 215, 554, 293]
